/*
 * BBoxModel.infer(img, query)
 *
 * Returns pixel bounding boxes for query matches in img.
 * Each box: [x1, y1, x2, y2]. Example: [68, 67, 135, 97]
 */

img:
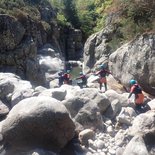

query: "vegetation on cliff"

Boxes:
[0, 0, 54, 36]
[0, 0, 155, 44]
[50, 0, 155, 42]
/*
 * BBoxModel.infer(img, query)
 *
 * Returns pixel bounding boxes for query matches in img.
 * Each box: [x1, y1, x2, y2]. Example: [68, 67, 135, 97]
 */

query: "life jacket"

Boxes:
[99, 69, 107, 77]
[131, 84, 142, 95]
[81, 75, 87, 83]
[64, 73, 70, 81]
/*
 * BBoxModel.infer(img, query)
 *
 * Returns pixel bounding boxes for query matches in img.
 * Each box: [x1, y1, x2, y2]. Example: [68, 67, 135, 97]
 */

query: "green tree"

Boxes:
[63, 0, 80, 28]
[75, 0, 97, 39]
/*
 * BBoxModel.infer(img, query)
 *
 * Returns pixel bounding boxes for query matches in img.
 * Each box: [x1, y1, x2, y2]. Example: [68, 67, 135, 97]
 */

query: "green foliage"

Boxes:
[63, 0, 80, 28]
[75, 0, 113, 38]
[1, 0, 155, 44]
[0, 0, 43, 21]
[41, 21, 51, 33]
[76, 1, 97, 39]
[48, 0, 64, 10]
[109, 0, 155, 41]
[0, 0, 25, 9]
[0, 0, 55, 41]
[57, 12, 71, 27]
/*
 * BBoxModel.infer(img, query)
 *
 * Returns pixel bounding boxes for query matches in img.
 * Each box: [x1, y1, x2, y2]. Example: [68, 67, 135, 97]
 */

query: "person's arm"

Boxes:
[95, 71, 100, 76]
[105, 69, 112, 74]
[76, 77, 80, 80]
[128, 85, 135, 98]
[76, 76, 82, 80]
[128, 92, 133, 99]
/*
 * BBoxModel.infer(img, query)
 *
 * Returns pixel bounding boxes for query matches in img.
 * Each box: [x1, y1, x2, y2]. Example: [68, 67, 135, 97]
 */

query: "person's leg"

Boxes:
[104, 83, 107, 91]
[99, 82, 102, 90]
[135, 94, 145, 113]
[135, 104, 142, 114]
[135, 104, 145, 114]
[80, 82, 83, 88]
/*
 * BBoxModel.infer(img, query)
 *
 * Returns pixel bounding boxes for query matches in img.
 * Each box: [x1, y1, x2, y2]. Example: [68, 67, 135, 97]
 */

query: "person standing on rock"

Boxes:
[128, 79, 145, 113]
[95, 64, 111, 92]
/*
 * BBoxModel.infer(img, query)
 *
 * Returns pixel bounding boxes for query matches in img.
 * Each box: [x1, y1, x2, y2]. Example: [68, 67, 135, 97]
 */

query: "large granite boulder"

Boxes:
[62, 88, 110, 130]
[147, 99, 155, 110]
[128, 111, 155, 136]
[62, 97, 88, 118]
[39, 88, 67, 101]
[109, 33, 155, 96]
[0, 73, 34, 106]
[123, 136, 149, 155]
[1, 96, 75, 152]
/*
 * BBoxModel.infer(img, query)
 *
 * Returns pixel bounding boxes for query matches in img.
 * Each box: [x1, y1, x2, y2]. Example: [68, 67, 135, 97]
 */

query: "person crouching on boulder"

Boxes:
[76, 72, 87, 88]
[95, 64, 111, 92]
[128, 79, 145, 113]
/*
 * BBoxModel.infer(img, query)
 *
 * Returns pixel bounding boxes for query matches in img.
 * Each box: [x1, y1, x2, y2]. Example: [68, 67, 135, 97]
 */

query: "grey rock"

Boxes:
[109, 33, 155, 96]
[2, 96, 75, 152]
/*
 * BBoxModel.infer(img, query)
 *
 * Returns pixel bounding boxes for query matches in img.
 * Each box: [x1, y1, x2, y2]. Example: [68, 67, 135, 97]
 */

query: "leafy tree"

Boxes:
[49, 0, 155, 42]
[75, 0, 97, 39]
[63, 0, 80, 28]
[109, 0, 155, 40]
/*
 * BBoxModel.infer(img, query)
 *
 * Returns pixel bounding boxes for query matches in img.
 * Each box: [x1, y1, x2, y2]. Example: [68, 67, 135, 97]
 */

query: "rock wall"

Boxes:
[59, 27, 83, 60]
[109, 33, 155, 96]
[83, 25, 115, 73]
[0, 2, 83, 87]
[83, 18, 155, 96]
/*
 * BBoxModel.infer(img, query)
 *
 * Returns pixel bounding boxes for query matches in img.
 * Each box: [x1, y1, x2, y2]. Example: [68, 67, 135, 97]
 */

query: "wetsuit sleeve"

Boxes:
[76, 76, 82, 80]
[95, 71, 101, 75]
[105, 69, 111, 74]
[128, 85, 135, 98]
[130, 85, 135, 93]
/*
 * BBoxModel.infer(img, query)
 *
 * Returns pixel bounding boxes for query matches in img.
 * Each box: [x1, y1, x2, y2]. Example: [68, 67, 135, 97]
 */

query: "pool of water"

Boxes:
[69, 66, 82, 86]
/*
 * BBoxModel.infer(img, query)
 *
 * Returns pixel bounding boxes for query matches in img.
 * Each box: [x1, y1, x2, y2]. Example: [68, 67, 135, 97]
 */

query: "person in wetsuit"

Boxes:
[63, 70, 71, 84]
[95, 64, 111, 91]
[128, 79, 145, 113]
[76, 72, 87, 88]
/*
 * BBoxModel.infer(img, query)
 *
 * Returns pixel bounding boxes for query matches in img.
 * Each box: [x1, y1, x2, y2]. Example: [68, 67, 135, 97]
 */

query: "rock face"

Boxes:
[109, 33, 155, 96]
[0, 73, 34, 107]
[62, 87, 110, 130]
[129, 111, 155, 137]
[0, 13, 50, 85]
[65, 28, 83, 60]
[1, 96, 75, 152]
[0, 2, 83, 87]
[123, 136, 149, 155]
[0, 15, 25, 51]
[83, 26, 115, 73]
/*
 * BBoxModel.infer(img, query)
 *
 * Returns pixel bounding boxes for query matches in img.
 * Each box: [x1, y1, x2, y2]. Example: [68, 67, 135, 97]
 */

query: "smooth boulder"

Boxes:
[1, 96, 75, 152]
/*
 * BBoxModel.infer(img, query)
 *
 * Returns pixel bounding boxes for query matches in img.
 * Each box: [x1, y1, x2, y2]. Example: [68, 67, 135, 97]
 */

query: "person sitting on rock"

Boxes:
[128, 79, 145, 114]
[95, 64, 111, 92]
[76, 72, 87, 88]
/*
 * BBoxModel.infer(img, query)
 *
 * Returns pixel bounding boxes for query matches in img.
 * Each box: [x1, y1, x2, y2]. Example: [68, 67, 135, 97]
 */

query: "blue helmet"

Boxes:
[79, 72, 83, 75]
[100, 64, 105, 69]
[129, 79, 136, 85]
[67, 70, 70, 73]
